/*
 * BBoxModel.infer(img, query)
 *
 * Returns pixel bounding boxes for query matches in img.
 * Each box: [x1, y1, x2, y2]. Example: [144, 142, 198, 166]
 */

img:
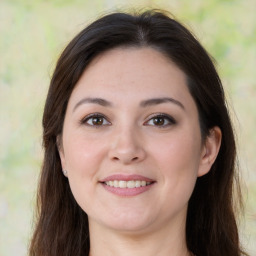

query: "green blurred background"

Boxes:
[0, 0, 255, 255]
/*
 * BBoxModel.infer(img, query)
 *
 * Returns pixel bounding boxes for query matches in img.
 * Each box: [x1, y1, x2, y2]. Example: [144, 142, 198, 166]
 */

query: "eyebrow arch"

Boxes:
[73, 97, 113, 112]
[140, 97, 185, 110]
[73, 96, 185, 112]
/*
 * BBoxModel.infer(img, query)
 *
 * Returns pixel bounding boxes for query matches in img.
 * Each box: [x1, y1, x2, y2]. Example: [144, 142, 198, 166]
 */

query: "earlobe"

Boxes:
[198, 126, 222, 177]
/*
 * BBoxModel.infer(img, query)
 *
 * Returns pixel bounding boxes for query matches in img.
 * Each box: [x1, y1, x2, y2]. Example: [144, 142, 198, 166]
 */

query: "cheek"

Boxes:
[63, 134, 107, 212]
[153, 131, 201, 170]
[151, 130, 201, 194]
[63, 133, 107, 177]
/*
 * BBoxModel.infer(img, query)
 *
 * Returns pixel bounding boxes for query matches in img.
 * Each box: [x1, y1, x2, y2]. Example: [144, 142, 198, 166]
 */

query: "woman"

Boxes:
[29, 10, 247, 256]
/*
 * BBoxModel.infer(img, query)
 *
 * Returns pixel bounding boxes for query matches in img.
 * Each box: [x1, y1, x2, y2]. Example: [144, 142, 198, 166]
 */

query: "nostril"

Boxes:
[109, 146, 146, 164]
[111, 156, 139, 163]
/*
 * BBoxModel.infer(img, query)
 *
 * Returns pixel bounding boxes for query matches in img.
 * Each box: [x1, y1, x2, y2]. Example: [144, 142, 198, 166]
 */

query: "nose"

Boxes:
[108, 127, 146, 165]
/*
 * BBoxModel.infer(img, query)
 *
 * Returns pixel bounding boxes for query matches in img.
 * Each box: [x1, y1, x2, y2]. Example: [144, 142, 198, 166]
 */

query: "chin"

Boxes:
[93, 210, 157, 234]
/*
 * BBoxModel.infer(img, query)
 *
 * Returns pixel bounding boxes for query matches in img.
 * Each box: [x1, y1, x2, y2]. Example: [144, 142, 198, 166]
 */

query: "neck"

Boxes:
[88, 216, 190, 256]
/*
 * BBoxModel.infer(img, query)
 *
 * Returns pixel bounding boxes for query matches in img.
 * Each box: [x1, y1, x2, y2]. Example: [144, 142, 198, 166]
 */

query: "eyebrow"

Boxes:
[140, 97, 185, 110]
[73, 97, 113, 112]
[73, 96, 185, 112]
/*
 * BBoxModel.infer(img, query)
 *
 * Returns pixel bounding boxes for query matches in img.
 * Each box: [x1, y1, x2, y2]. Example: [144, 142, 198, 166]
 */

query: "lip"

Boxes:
[100, 174, 154, 182]
[102, 183, 154, 196]
[99, 174, 156, 197]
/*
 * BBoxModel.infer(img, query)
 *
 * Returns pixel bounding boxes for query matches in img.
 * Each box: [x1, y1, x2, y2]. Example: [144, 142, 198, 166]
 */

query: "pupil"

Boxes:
[154, 117, 164, 125]
[93, 117, 103, 125]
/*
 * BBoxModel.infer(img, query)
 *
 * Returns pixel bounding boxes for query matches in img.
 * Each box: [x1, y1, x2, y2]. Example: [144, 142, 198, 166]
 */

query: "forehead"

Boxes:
[71, 47, 191, 102]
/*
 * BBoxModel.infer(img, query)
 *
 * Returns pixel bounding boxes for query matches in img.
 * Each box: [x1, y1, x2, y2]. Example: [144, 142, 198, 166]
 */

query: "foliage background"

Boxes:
[0, 0, 255, 255]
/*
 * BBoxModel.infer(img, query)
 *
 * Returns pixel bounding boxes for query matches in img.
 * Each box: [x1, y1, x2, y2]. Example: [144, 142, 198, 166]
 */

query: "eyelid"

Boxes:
[80, 113, 111, 126]
[79, 112, 176, 127]
[144, 113, 176, 127]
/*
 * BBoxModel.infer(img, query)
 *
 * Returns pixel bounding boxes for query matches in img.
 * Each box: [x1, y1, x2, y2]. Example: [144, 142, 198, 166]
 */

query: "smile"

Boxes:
[104, 180, 152, 188]
[100, 174, 155, 196]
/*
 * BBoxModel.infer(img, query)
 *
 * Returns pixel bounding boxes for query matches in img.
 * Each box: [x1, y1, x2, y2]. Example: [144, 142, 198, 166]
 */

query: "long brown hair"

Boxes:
[29, 10, 247, 256]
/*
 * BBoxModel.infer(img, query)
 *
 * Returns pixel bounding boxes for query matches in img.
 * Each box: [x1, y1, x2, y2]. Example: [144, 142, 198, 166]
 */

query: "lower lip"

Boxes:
[101, 183, 154, 196]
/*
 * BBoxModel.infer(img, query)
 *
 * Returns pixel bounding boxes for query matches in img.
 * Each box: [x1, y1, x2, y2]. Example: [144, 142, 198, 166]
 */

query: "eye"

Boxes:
[145, 114, 176, 127]
[81, 113, 111, 127]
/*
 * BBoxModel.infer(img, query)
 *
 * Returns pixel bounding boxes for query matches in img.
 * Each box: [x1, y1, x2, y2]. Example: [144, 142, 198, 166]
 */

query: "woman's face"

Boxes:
[59, 47, 217, 234]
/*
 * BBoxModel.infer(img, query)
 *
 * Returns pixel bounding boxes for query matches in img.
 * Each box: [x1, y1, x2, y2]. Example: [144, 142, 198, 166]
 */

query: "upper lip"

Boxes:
[99, 174, 155, 182]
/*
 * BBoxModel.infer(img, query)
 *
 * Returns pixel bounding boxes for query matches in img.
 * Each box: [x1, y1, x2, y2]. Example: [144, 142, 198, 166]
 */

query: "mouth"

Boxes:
[99, 174, 155, 196]
[103, 180, 153, 188]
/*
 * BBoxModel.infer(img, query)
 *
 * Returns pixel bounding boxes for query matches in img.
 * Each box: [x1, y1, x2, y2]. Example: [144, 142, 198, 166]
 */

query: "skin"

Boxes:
[59, 47, 221, 256]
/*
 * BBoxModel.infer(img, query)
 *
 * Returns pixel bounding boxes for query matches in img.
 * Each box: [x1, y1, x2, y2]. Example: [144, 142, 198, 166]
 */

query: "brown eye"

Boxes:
[92, 116, 104, 125]
[82, 114, 111, 126]
[152, 117, 165, 126]
[145, 114, 176, 127]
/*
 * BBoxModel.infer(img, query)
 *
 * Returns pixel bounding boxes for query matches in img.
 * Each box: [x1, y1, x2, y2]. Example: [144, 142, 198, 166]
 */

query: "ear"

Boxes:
[198, 126, 222, 177]
[56, 135, 67, 171]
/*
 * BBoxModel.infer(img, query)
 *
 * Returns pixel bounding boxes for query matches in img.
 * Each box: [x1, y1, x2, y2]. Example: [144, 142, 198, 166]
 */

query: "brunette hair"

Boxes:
[29, 9, 247, 256]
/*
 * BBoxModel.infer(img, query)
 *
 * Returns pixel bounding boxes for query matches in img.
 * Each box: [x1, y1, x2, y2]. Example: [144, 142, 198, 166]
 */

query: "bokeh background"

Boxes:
[0, 0, 255, 255]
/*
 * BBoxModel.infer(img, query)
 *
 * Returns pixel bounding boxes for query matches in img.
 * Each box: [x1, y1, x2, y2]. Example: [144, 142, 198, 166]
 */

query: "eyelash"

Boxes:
[80, 113, 176, 128]
[80, 113, 111, 127]
[144, 113, 176, 128]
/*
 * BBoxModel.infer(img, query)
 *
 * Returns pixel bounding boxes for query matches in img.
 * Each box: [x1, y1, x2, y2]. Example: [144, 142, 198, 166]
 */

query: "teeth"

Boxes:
[119, 181, 126, 188]
[127, 180, 135, 188]
[113, 180, 119, 188]
[105, 180, 152, 188]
